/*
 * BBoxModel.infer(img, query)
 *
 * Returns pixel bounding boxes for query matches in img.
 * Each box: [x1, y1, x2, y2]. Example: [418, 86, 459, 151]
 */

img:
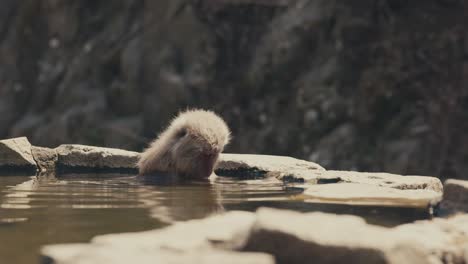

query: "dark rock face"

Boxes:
[439, 179, 468, 214]
[1, 1, 468, 179]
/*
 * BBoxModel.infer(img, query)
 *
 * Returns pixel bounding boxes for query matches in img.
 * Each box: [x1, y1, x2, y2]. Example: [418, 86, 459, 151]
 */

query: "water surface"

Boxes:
[0, 173, 431, 263]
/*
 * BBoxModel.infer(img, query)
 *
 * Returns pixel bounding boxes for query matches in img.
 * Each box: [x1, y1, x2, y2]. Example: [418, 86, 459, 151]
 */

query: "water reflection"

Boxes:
[0, 173, 301, 224]
[1, 173, 432, 224]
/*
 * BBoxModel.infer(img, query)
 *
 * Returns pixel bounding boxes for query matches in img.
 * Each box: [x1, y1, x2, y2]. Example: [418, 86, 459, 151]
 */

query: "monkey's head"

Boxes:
[168, 110, 230, 178]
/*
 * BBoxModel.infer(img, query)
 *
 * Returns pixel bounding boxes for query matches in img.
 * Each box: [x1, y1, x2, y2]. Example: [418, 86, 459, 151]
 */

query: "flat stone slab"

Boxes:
[439, 179, 468, 214]
[301, 183, 442, 208]
[216, 153, 325, 178]
[55, 144, 140, 172]
[215, 155, 442, 208]
[319, 171, 443, 192]
[42, 208, 468, 264]
[279, 170, 443, 192]
[0, 137, 37, 172]
[243, 208, 468, 264]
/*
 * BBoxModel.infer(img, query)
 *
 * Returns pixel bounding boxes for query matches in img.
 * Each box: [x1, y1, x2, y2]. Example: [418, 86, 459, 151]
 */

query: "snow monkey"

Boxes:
[138, 109, 231, 178]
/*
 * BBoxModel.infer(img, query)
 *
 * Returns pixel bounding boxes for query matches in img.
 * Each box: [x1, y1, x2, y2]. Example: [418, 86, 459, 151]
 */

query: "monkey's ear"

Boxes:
[175, 128, 187, 139]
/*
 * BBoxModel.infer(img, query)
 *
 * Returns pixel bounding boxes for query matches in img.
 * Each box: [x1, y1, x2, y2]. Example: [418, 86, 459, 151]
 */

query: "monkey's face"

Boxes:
[170, 128, 227, 178]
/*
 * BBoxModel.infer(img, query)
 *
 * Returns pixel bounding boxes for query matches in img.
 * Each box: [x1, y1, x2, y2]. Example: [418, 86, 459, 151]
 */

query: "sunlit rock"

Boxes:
[0, 137, 37, 173]
[42, 208, 468, 264]
[41, 211, 273, 264]
[302, 183, 441, 208]
[317, 171, 442, 192]
[41, 246, 273, 264]
[55, 144, 140, 172]
[242, 208, 396, 263]
[241, 208, 468, 263]
[278, 170, 442, 191]
[394, 213, 468, 263]
[215, 154, 443, 209]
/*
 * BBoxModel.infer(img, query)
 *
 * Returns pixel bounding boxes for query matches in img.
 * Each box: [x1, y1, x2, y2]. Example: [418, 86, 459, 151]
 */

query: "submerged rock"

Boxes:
[41, 208, 468, 264]
[0, 137, 37, 173]
[439, 179, 468, 215]
[55, 144, 140, 172]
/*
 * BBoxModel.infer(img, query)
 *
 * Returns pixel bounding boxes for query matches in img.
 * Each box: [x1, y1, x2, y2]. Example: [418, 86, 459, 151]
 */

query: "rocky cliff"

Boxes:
[1, 0, 467, 179]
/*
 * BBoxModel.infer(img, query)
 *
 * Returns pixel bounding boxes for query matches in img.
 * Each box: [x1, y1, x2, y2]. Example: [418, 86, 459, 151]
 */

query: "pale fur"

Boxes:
[138, 109, 231, 177]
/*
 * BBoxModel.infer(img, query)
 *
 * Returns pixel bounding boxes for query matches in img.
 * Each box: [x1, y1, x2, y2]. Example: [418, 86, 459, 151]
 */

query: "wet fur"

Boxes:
[138, 109, 230, 177]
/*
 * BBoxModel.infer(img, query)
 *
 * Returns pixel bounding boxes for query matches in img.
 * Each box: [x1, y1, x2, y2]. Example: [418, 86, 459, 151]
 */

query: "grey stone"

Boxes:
[42, 208, 468, 264]
[279, 170, 443, 192]
[274, 168, 442, 208]
[242, 208, 468, 264]
[439, 179, 468, 214]
[394, 214, 468, 263]
[242, 208, 393, 264]
[216, 153, 325, 178]
[0, 137, 37, 171]
[302, 183, 442, 208]
[386, 243, 440, 264]
[322, 171, 443, 192]
[31, 146, 58, 172]
[55, 144, 140, 171]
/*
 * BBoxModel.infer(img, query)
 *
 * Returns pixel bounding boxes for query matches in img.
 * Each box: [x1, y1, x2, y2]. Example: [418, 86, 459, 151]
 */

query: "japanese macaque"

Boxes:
[137, 109, 231, 178]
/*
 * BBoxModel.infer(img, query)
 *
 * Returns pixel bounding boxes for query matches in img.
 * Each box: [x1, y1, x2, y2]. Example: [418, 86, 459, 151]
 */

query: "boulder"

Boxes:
[41, 208, 468, 264]
[55, 144, 140, 172]
[242, 208, 396, 264]
[0, 137, 37, 173]
[242, 208, 468, 264]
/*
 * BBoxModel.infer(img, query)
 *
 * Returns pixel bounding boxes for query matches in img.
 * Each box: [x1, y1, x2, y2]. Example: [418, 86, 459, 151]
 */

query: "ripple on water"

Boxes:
[0, 173, 432, 264]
